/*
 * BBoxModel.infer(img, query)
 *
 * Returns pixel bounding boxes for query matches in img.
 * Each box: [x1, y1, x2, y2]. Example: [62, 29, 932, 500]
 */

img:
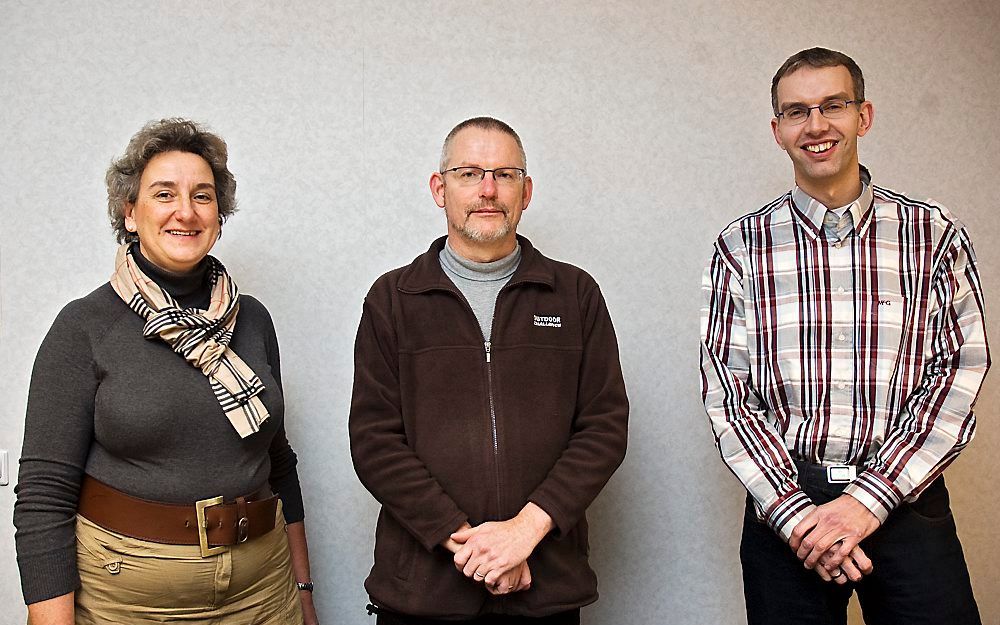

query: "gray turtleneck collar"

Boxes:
[439, 239, 521, 339]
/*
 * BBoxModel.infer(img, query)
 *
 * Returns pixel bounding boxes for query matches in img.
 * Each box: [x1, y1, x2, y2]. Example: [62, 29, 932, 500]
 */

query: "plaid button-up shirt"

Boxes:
[700, 172, 990, 541]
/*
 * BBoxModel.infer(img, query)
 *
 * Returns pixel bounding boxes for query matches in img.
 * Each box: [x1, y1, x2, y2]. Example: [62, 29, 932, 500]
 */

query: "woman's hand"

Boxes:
[299, 588, 319, 625]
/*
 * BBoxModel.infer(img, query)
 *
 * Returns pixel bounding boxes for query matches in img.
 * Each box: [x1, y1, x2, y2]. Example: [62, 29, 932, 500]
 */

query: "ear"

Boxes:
[429, 172, 446, 208]
[770, 117, 787, 151]
[520, 175, 533, 212]
[123, 202, 137, 232]
[856, 100, 874, 137]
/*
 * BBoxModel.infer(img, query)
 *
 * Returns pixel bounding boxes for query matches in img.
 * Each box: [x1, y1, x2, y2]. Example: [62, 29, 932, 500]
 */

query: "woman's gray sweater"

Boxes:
[13, 251, 304, 605]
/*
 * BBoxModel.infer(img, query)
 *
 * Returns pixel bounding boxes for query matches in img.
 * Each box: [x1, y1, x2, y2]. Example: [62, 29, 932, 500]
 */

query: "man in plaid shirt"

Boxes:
[701, 47, 989, 624]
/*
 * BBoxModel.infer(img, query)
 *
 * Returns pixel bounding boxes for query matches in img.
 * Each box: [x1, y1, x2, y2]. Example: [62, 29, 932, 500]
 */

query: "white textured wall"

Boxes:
[1, 1, 998, 623]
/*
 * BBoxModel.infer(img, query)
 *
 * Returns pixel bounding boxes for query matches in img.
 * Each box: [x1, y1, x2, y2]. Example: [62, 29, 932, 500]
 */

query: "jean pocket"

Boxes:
[76, 517, 124, 575]
[902, 481, 953, 524]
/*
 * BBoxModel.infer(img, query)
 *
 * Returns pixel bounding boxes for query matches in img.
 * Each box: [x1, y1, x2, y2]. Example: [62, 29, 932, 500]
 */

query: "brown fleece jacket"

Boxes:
[350, 235, 629, 618]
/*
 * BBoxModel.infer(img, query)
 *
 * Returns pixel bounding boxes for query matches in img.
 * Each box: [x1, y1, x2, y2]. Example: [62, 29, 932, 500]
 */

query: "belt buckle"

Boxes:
[826, 464, 857, 484]
[195, 495, 227, 557]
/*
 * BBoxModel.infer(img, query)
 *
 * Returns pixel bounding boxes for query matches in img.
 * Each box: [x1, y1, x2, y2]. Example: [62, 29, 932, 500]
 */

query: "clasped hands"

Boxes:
[441, 502, 553, 596]
[788, 494, 880, 585]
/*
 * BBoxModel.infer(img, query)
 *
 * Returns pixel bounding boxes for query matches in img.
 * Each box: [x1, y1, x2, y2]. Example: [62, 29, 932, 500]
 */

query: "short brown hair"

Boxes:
[771, 47, 865, 116]
[106, 118, 237, 243]
[439, 116, 527, 172]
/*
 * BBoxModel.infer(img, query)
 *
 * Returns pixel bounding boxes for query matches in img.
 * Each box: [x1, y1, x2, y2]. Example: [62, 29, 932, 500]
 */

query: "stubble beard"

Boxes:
[450, 201, 512, 243]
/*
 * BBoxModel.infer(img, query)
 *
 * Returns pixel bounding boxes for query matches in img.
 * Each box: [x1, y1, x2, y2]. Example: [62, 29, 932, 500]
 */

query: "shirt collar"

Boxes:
[789, 165, 874, 240]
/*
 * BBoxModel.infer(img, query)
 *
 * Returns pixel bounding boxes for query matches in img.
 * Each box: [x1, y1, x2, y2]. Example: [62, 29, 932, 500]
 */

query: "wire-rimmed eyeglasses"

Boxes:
[776, 99, 861, 125]
[441, 167, 526, 186]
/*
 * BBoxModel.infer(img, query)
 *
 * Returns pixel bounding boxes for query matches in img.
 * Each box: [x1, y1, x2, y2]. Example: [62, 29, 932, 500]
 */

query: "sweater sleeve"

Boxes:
[13, 302, 98, 605]
[257, 300, 305, 523]
[269, 427, 305, 523]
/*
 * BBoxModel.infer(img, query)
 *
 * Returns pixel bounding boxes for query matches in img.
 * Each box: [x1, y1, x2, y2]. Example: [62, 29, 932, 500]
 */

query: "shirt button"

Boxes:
[837, 286, 846, 294]
[838, 382, 848, 390]
[838, 333, 847, 341]
[833, 241, 842, 249]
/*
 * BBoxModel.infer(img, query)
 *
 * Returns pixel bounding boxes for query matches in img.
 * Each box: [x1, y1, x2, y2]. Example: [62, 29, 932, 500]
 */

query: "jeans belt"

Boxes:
[77, 474, 278, 557]
[794, 460, 858, 485]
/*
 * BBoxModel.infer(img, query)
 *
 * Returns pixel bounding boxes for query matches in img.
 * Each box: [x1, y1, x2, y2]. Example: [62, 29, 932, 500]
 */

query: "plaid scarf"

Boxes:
[110, 244, 269, 438]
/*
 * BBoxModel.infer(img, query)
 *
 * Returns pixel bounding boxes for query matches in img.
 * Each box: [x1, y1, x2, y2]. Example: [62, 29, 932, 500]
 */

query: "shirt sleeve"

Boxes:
[526, 280, 629, 537]
[348, 294, 469, 551]
[700, 242, 816, 542]
[844, 227, 990, 521]
[13, 304, 96, 605]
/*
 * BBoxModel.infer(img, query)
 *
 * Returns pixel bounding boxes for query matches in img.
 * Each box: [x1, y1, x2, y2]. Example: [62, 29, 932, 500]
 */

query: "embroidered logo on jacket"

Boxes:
[533, 314, 562, 328]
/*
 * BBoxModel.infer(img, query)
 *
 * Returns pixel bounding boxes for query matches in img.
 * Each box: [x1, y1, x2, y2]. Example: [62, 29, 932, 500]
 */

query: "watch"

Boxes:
[296, 581, 314, 592]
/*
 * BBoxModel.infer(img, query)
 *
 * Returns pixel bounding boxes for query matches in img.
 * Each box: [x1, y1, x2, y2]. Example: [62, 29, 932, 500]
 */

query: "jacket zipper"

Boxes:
[434, 280, 523, 521]
[484, 339, 502, 518]
[485, 282, 521, 521]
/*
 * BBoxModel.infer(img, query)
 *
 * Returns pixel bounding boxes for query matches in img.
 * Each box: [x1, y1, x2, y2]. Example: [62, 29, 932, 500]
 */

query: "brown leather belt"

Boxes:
[77, 475, 279, 557]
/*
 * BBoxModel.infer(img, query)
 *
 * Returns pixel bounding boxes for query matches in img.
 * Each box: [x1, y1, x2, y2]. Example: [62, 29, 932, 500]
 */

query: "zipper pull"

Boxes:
[485, 340, 491, 363]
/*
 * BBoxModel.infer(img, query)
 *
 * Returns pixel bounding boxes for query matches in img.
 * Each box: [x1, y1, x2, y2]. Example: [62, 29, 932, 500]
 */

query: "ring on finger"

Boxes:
[474, 571, 486, 579]
[830, 568, 843, 579]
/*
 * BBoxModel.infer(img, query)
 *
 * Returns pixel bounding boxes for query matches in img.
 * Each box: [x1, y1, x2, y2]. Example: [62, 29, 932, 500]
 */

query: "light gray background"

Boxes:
[1, 1, 998, 623]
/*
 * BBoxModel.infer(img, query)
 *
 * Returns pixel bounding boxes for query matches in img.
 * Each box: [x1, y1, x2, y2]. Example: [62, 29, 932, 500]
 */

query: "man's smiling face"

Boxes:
[771, 64, 873, 199]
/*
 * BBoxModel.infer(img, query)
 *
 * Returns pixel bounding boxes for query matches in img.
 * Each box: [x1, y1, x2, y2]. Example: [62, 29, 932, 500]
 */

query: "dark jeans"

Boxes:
[740, 474, 981, 625]
[372, 607, 580, 625]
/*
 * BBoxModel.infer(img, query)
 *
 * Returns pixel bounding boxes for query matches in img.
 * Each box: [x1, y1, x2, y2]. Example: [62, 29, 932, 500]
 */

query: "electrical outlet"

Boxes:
[0, 450, 8, 486]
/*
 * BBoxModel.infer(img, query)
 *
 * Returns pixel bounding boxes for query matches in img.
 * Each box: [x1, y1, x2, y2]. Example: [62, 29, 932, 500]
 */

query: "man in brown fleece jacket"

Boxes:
[349, 117, 629, 624]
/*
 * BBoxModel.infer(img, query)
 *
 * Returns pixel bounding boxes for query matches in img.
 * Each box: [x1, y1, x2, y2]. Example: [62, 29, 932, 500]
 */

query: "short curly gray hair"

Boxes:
[106, 118, 237, 243]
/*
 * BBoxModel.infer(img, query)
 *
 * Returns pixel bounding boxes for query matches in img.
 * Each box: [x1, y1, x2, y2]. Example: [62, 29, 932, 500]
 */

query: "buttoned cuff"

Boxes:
[765, 488, 816, 543]
[843, 470, 901, 524]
